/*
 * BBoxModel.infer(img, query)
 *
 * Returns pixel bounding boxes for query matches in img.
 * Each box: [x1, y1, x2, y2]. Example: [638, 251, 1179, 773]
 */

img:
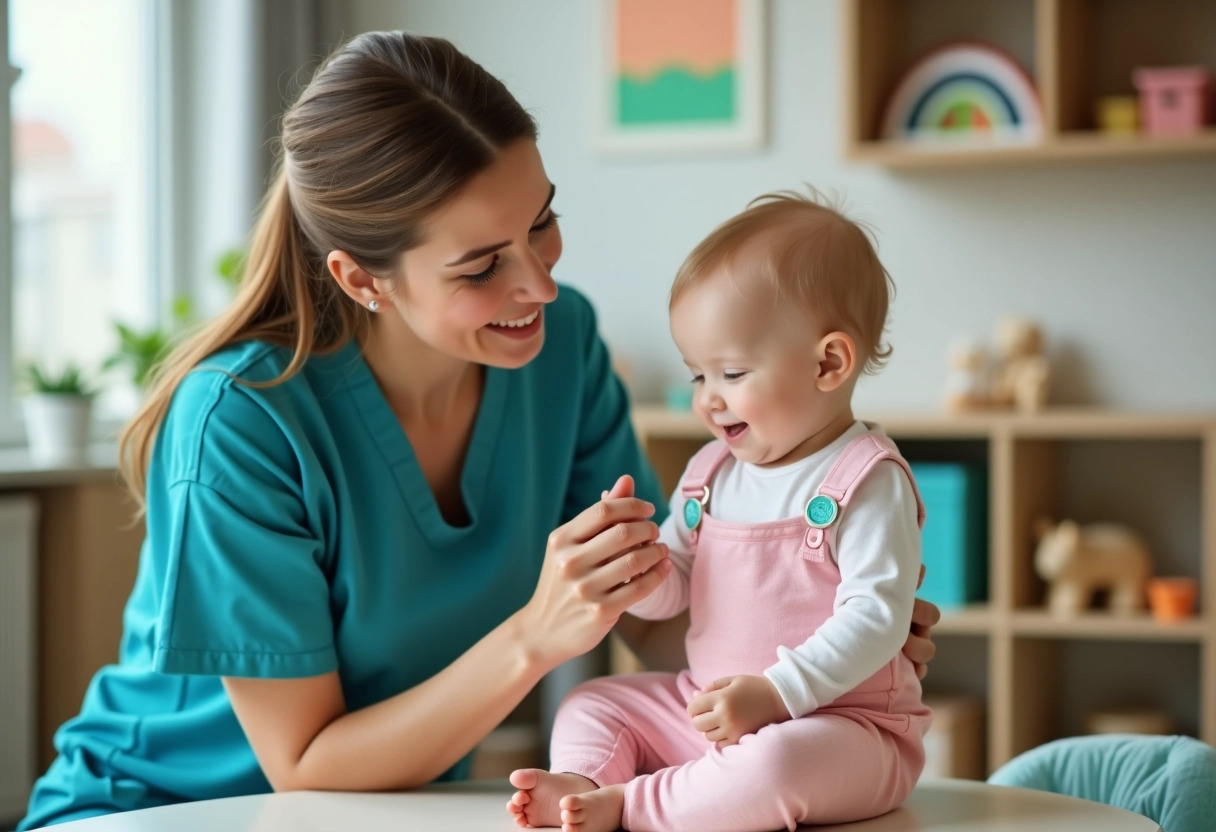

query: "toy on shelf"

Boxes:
[944, 318, 1051, 413]
[990, 318, 1050, 413]
[881, 43, 1044, 146]
[1095, 96, 1139, 135]
[1132, 66, 1212, 138]
[943, 338, 991, 413]
[1147, 577, 1198, 622]
[1033, 519, 1152, 617]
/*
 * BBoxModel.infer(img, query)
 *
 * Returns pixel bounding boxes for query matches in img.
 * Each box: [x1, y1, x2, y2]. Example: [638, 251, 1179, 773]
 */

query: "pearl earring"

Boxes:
[368, 300, 379, 312]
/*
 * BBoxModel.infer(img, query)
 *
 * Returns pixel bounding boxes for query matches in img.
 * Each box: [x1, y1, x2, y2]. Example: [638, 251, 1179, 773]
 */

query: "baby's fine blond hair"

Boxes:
[670, 190, 894, 375]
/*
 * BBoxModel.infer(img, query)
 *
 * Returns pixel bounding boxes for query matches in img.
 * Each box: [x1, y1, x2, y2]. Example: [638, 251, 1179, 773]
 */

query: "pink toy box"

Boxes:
[1132, 66, 1212, 137]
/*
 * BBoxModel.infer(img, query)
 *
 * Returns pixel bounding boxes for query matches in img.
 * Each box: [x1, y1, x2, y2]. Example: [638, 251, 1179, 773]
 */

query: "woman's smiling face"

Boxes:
[386, 139, 563, 369]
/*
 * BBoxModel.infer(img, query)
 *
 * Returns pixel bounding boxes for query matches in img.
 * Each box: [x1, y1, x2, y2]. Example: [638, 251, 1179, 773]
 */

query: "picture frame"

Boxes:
[593, 0, 767, 155]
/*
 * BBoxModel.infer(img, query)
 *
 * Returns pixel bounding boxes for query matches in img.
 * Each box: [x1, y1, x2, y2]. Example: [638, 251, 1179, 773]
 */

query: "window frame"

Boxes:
[2, 0, 171, 447]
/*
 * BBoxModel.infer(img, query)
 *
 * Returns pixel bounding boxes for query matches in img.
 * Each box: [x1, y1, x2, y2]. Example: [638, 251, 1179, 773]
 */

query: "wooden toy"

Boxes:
[943, 338, 991, 412]
[990, 318, 1049, 413]
[1133, 66, 1212, 137]
[1033, 519, 1152, 616]
[881, 43, 1043, 145]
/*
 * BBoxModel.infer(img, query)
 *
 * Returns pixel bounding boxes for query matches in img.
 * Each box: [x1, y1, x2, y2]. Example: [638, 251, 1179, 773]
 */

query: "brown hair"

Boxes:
[119, 31, 538, 508]
[670, 190, 894, 375]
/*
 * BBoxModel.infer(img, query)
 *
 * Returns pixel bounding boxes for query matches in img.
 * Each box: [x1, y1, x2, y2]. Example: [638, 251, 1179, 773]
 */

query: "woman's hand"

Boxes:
[904, 564, 941, 680]
[516, 474, 671, 669]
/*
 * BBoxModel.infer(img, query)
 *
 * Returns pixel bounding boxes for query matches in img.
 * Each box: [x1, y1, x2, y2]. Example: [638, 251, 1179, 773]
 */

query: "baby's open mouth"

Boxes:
[725, 423, 748, 438]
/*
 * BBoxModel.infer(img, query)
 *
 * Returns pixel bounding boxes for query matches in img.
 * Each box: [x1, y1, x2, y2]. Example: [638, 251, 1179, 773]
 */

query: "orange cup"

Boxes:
[1147, 577, 1198, 622]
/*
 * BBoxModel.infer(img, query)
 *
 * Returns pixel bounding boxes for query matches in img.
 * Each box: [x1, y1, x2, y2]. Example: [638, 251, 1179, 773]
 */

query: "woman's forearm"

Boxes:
[291, 612, 548, 791]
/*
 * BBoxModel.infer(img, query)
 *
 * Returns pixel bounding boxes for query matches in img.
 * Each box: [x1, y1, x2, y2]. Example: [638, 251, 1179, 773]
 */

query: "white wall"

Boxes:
[339, 0, 1216, 410]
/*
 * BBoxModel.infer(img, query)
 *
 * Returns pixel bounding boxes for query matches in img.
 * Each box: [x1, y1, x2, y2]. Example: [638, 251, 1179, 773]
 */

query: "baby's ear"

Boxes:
[816, 331, 858, 392]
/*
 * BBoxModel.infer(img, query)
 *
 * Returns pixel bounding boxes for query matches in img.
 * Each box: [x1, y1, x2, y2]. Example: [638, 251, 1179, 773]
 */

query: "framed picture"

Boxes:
[594, 0, 766, 155]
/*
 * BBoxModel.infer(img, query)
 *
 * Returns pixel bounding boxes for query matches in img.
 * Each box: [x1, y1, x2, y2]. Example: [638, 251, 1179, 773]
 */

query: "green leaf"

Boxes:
[22, 361, 94, 395]
[216, 248, 245, 288]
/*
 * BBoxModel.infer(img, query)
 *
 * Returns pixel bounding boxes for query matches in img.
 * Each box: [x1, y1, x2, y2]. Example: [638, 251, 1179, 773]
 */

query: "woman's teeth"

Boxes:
[490, 310, 539, 328]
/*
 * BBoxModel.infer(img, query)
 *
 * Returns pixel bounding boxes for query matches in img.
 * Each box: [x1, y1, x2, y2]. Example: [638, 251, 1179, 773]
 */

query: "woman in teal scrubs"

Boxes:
[19, 31, 940, 829]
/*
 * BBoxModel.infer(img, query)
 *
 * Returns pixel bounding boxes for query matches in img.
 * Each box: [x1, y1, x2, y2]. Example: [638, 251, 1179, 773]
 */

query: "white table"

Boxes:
[40, 778, 1162, 831]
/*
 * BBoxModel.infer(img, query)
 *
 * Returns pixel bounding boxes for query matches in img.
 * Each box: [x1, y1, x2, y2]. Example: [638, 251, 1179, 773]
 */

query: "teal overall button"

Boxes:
[805, 494, 839, 528]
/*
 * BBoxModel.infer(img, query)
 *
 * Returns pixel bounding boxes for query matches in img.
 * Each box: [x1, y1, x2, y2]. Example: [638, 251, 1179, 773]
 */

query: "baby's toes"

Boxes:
[561, 804, 586, 827]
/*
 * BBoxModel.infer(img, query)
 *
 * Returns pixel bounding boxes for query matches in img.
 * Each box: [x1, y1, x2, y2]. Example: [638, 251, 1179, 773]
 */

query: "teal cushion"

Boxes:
[989, 734, 1216, 832]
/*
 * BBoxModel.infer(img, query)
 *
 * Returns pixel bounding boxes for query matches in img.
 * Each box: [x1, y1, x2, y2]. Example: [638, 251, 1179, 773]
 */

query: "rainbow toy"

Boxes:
[881, 43, 1043, 144]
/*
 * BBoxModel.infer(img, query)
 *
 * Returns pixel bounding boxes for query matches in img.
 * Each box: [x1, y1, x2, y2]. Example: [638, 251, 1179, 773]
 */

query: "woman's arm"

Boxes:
[225, 488, 671, 792]
[226, 612, 543, 792]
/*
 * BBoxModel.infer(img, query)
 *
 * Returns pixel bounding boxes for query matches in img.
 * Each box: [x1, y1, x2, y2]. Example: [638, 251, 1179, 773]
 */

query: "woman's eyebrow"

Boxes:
[444, 183, 557, 268]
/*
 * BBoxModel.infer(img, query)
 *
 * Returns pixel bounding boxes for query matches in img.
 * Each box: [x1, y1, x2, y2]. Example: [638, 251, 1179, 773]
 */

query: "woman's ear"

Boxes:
[327, 250, 384, 308]
[815, 331, 858, 392]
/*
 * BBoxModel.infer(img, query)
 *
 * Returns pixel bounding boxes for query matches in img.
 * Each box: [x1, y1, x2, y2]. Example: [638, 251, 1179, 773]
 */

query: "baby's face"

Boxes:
[670, 272, 837, 468]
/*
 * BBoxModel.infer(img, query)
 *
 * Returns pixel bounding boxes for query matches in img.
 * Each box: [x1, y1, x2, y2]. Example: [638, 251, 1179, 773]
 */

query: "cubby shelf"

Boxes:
[844, 0, 1216, 168]
[621, 405, 1216, 774]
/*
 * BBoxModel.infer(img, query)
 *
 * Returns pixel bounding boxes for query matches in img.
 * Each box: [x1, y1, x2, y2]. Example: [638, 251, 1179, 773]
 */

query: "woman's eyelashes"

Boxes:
[531, 210, 560, 234]
[462, 213, 560, 285]
[463, 255, 500, 284]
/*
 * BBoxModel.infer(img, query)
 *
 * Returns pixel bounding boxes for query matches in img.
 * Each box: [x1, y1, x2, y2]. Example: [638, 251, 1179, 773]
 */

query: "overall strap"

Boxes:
[800, 430, 926, 562]
[679, 440, 734, 544]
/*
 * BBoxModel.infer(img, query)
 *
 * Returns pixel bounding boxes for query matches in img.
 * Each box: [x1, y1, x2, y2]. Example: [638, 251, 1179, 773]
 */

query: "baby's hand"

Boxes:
[686, 675, 788, 748]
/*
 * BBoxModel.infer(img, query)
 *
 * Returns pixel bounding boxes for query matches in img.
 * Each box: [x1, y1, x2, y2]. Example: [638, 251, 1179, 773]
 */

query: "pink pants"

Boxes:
[551, 670, 926, 832]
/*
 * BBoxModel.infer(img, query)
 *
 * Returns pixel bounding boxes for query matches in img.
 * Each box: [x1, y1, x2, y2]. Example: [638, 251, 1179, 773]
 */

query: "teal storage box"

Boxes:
[909, 462, 988, 609]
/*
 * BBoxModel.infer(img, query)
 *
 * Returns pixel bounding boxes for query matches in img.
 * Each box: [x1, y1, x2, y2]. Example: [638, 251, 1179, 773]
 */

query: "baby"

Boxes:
[509, 191, 931, 832]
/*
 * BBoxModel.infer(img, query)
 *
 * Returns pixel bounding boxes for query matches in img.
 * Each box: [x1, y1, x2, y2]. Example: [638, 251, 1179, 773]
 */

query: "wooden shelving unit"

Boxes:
[844, 0, 1216, 168]
[621, 405, 1216, 774]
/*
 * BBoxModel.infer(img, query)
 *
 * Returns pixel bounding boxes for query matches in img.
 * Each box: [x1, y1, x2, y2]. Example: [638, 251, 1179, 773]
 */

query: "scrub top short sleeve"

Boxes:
[150, 371, 337, 679]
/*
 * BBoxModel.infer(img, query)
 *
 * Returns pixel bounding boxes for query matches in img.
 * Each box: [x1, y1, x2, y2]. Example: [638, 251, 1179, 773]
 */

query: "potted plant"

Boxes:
[101, 313, 181, 392]
[105, 248, 244, 392]
[21, 362, 97, 466]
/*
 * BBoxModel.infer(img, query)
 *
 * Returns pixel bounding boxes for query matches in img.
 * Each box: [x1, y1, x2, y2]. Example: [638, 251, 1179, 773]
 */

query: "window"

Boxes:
[7, 0, 157, 424]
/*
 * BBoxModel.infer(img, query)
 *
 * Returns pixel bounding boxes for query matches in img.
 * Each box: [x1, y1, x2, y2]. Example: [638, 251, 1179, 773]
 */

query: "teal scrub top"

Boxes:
[20, 286, 666, 830]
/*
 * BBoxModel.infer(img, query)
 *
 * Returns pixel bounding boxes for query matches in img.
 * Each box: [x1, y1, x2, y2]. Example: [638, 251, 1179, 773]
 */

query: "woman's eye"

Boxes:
[464, 256, 499, 285]
[530, 211, 560, 234]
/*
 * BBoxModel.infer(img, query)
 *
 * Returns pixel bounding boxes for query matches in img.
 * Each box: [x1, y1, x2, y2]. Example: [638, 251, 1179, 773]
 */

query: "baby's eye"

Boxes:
[723, 371, 747, 381]
[689, 375, 704, 384]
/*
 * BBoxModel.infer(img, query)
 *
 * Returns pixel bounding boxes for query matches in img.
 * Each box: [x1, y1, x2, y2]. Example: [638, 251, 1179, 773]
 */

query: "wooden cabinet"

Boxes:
[618, 406, 1216, 775]
[34, 481, 144, 769]
[844, 0, 1216, 168]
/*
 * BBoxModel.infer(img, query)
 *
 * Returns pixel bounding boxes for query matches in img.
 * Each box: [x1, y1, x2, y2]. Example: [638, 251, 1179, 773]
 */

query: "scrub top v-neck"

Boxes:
[19, 286, 666, 831]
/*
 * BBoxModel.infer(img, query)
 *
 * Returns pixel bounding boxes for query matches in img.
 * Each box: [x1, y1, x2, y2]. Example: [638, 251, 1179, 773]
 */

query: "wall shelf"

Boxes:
[844, 0, 1216, 168]
[622, 405, 1216, 775]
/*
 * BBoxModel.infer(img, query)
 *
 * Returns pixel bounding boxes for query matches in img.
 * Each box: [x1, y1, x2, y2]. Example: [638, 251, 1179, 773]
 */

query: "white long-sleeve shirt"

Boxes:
[630, 421, 922, 719]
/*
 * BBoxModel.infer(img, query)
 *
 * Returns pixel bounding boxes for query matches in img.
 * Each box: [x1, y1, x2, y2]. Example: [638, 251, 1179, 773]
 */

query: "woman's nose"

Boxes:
[517, 248, 558, 303]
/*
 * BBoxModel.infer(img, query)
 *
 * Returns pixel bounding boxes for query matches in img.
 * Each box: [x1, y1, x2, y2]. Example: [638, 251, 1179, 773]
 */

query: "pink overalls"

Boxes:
[550, 431, 932, 831]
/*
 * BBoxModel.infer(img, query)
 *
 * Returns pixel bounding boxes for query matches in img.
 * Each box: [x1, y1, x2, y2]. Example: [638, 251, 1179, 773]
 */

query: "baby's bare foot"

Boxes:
[507, 768, 598, 828]
[558, 784, 626, 832]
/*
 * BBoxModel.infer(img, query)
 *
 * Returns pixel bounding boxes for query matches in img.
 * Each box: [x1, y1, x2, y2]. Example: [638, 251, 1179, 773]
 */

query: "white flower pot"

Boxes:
[23, 394, 94, 466]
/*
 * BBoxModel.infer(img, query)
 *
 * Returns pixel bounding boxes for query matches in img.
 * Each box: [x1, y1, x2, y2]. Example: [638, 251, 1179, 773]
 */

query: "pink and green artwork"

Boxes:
[597, 0, 765, 153]
[615, 0, 736, 125]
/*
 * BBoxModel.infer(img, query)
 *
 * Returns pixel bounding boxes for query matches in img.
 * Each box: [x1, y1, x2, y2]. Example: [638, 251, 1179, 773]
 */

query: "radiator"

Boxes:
[0, 495, 38, 820]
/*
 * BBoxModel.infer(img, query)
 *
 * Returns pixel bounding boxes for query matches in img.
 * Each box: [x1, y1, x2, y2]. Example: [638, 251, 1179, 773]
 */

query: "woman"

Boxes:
[19, 31, 939, 829]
